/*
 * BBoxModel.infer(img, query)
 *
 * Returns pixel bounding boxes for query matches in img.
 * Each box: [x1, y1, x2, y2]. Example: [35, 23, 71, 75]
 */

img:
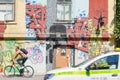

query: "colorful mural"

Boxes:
[0, 42, 3, 72]
[26, 44, 45, 64]
[0, 40, 46, 72]
[26, 1, 46, 39]
[75, 50, 89, 65]
[73, 0, 89, 18]
[44, 0, 114, 69]
[67, 18, 89, 52]
[0, 0, 114, 73]
[0, 40, 21, 72]
[67, 0, 110, 57]
[88, 0, 109, 56]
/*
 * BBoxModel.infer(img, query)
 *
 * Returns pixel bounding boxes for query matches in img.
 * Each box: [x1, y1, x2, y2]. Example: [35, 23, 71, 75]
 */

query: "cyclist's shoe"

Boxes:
[20, 69, 24, 76]
[20, 66, 24, 70]
[20, 73, 23, 76]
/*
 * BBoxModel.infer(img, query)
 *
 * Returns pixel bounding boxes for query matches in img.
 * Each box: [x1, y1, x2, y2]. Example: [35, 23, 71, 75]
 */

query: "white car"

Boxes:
[44, 51, 120, 80]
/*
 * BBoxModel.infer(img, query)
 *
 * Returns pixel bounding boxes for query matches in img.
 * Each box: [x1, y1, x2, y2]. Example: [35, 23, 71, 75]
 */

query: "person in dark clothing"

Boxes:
[13, 46, 28, 68]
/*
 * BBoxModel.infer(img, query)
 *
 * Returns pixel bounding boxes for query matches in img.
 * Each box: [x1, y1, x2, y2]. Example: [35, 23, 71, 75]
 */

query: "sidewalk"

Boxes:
[0, 73, 45, 80]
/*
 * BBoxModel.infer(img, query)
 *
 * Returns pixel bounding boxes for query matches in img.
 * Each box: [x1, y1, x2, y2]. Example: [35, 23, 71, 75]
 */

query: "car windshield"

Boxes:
[73, 57, 96, 68]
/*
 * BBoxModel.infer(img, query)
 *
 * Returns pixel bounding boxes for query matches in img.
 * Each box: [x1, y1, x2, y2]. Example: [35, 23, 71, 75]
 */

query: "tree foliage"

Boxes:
[114, 0, 120, 47]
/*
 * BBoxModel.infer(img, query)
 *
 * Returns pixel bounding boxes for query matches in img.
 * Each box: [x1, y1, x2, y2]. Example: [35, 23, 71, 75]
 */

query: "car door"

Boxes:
[82, 54, 120, 80]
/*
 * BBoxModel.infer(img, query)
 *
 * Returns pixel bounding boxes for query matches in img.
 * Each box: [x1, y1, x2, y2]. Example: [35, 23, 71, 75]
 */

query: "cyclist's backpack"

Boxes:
[20, 48, 28, 54]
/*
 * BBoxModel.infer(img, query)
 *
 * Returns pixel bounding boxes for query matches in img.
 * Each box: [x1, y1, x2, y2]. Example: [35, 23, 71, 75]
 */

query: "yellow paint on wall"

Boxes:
[108, 0, 115, 36]
[4, 0, 26, 38]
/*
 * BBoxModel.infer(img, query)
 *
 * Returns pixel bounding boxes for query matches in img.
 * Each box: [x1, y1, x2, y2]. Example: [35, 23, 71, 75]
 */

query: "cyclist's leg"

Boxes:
[17, 58, 23, 67]
[21, 57, 28, 66]
[17, 57, 28, 67]
[17, 58, 27, 76]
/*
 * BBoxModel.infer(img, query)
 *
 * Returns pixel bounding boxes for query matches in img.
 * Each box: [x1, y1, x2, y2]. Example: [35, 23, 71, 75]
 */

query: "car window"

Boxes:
[74, 58, 93, 67]
[88, 55, 119, 70]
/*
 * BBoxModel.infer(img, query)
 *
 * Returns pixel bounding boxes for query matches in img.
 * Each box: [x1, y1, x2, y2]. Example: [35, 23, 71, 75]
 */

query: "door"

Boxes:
[55, 46, 71, 68]
[83, 54, 120, 80]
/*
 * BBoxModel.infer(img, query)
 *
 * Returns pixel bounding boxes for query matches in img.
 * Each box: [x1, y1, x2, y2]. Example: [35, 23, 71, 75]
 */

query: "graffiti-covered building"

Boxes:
[46, 0, 115, 69]
[0, 0, 47, 75]
[0, 0, 115, 75]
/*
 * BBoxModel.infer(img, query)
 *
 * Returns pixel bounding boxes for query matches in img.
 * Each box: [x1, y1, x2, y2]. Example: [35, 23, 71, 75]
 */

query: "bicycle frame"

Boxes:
[4, 60, 34, 77]
[9, 60, 22, 74]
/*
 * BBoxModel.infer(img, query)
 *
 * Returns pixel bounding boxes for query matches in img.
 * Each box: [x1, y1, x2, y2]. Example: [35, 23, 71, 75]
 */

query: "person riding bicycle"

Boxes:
[4, 47, 34, 77]
[13, 46, 28, 69]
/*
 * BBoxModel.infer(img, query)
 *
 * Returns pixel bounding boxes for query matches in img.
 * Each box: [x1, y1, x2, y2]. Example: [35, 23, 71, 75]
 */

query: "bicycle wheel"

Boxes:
[4, 65, 15, 77]
[23, 66, 34, 77]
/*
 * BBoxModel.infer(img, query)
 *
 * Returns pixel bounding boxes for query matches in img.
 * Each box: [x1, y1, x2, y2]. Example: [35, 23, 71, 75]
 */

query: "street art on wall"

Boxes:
[88, 0, 109, 56]
[75, 50, 89, 65]
[0, 0, 112, 71]
[79, 10, 87, 17]
[73, 0, 88, 18]
[0, 42, 3, 72]
[26, 29, 36, 39]
[26, 44, 46, 64]
[3, 40, 21, 66]
[46, 0, 111, 67]
[0, 40, 21, 72]
[26, 2, 46, 39]
[0, 39, 46, 72]
[26, 0, 36, 4]
[26, 0, 47, 5]
[67, 18, 89, 52]
[62, 0, 111, 61]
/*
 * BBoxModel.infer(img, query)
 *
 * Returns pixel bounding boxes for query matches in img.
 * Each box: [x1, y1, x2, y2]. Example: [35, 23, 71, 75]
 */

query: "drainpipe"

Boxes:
[73, 48, 75, 67]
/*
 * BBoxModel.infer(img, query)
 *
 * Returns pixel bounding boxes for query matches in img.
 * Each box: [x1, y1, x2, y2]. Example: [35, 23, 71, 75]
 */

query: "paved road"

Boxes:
[0, 74, 45, 80]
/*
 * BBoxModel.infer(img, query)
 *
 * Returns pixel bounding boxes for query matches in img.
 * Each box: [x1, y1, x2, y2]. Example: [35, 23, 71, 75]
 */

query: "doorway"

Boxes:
[54, 46, 71, 68]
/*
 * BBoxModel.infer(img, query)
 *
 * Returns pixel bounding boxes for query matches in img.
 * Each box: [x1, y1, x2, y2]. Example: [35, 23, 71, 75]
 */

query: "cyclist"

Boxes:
[13, 46, 28, 75]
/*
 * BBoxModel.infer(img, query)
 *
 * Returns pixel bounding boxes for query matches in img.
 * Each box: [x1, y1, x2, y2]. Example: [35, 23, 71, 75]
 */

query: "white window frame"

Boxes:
[0, 0, 15, 21]
[56, 0, 72, 21]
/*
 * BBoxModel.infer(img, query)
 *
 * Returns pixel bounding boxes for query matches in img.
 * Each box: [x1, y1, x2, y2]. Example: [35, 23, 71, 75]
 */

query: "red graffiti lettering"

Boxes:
[26, 4, 46, 39]
[67, 18, 89, 52]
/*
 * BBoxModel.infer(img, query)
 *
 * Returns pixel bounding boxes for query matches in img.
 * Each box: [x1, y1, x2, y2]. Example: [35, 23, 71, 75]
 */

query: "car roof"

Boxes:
[98, 51, 120, 57]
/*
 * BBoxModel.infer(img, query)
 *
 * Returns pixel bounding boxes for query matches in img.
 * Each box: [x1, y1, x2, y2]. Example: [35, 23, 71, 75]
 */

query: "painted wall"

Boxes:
[0, 40, 46, 75]
[24, 42, 46, 75]
[0, 0, 115, 74]
[25, 0, 47, 75]
[26, 0, 46, 39]
[4, 0, 26, 38]
[72, 0, 89, 18]
[0, 0, 47, 75]
[75, 50, 89, 65]
[0, 22, 5, 38]
[47, 0, 115, 69]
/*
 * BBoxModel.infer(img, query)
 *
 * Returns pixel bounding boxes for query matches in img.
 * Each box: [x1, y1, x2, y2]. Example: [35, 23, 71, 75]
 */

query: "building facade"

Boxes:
[0, 0, 115, 75]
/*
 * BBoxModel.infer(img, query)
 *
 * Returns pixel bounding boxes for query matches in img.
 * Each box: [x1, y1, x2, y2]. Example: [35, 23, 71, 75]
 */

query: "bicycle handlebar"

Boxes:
[9, 59, 17, 66]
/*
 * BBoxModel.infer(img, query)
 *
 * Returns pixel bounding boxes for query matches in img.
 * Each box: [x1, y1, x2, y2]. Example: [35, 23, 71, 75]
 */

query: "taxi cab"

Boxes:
[44, 51, 120, 80]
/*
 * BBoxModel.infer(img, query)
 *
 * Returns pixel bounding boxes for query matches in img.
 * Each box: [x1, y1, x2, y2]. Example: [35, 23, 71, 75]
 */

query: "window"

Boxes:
[88, 55, 119, 70]
[0, 0, 15, 21]
[57, 0, 71, 21]
[61, 49, 66, 56]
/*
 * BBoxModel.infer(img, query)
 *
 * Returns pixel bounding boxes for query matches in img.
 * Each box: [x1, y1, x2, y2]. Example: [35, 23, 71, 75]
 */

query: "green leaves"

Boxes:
[114, 0, 120, 47]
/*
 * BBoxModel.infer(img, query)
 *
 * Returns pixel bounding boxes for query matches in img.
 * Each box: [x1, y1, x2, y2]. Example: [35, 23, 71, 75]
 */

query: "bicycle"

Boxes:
[4, 59, 34, 78]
